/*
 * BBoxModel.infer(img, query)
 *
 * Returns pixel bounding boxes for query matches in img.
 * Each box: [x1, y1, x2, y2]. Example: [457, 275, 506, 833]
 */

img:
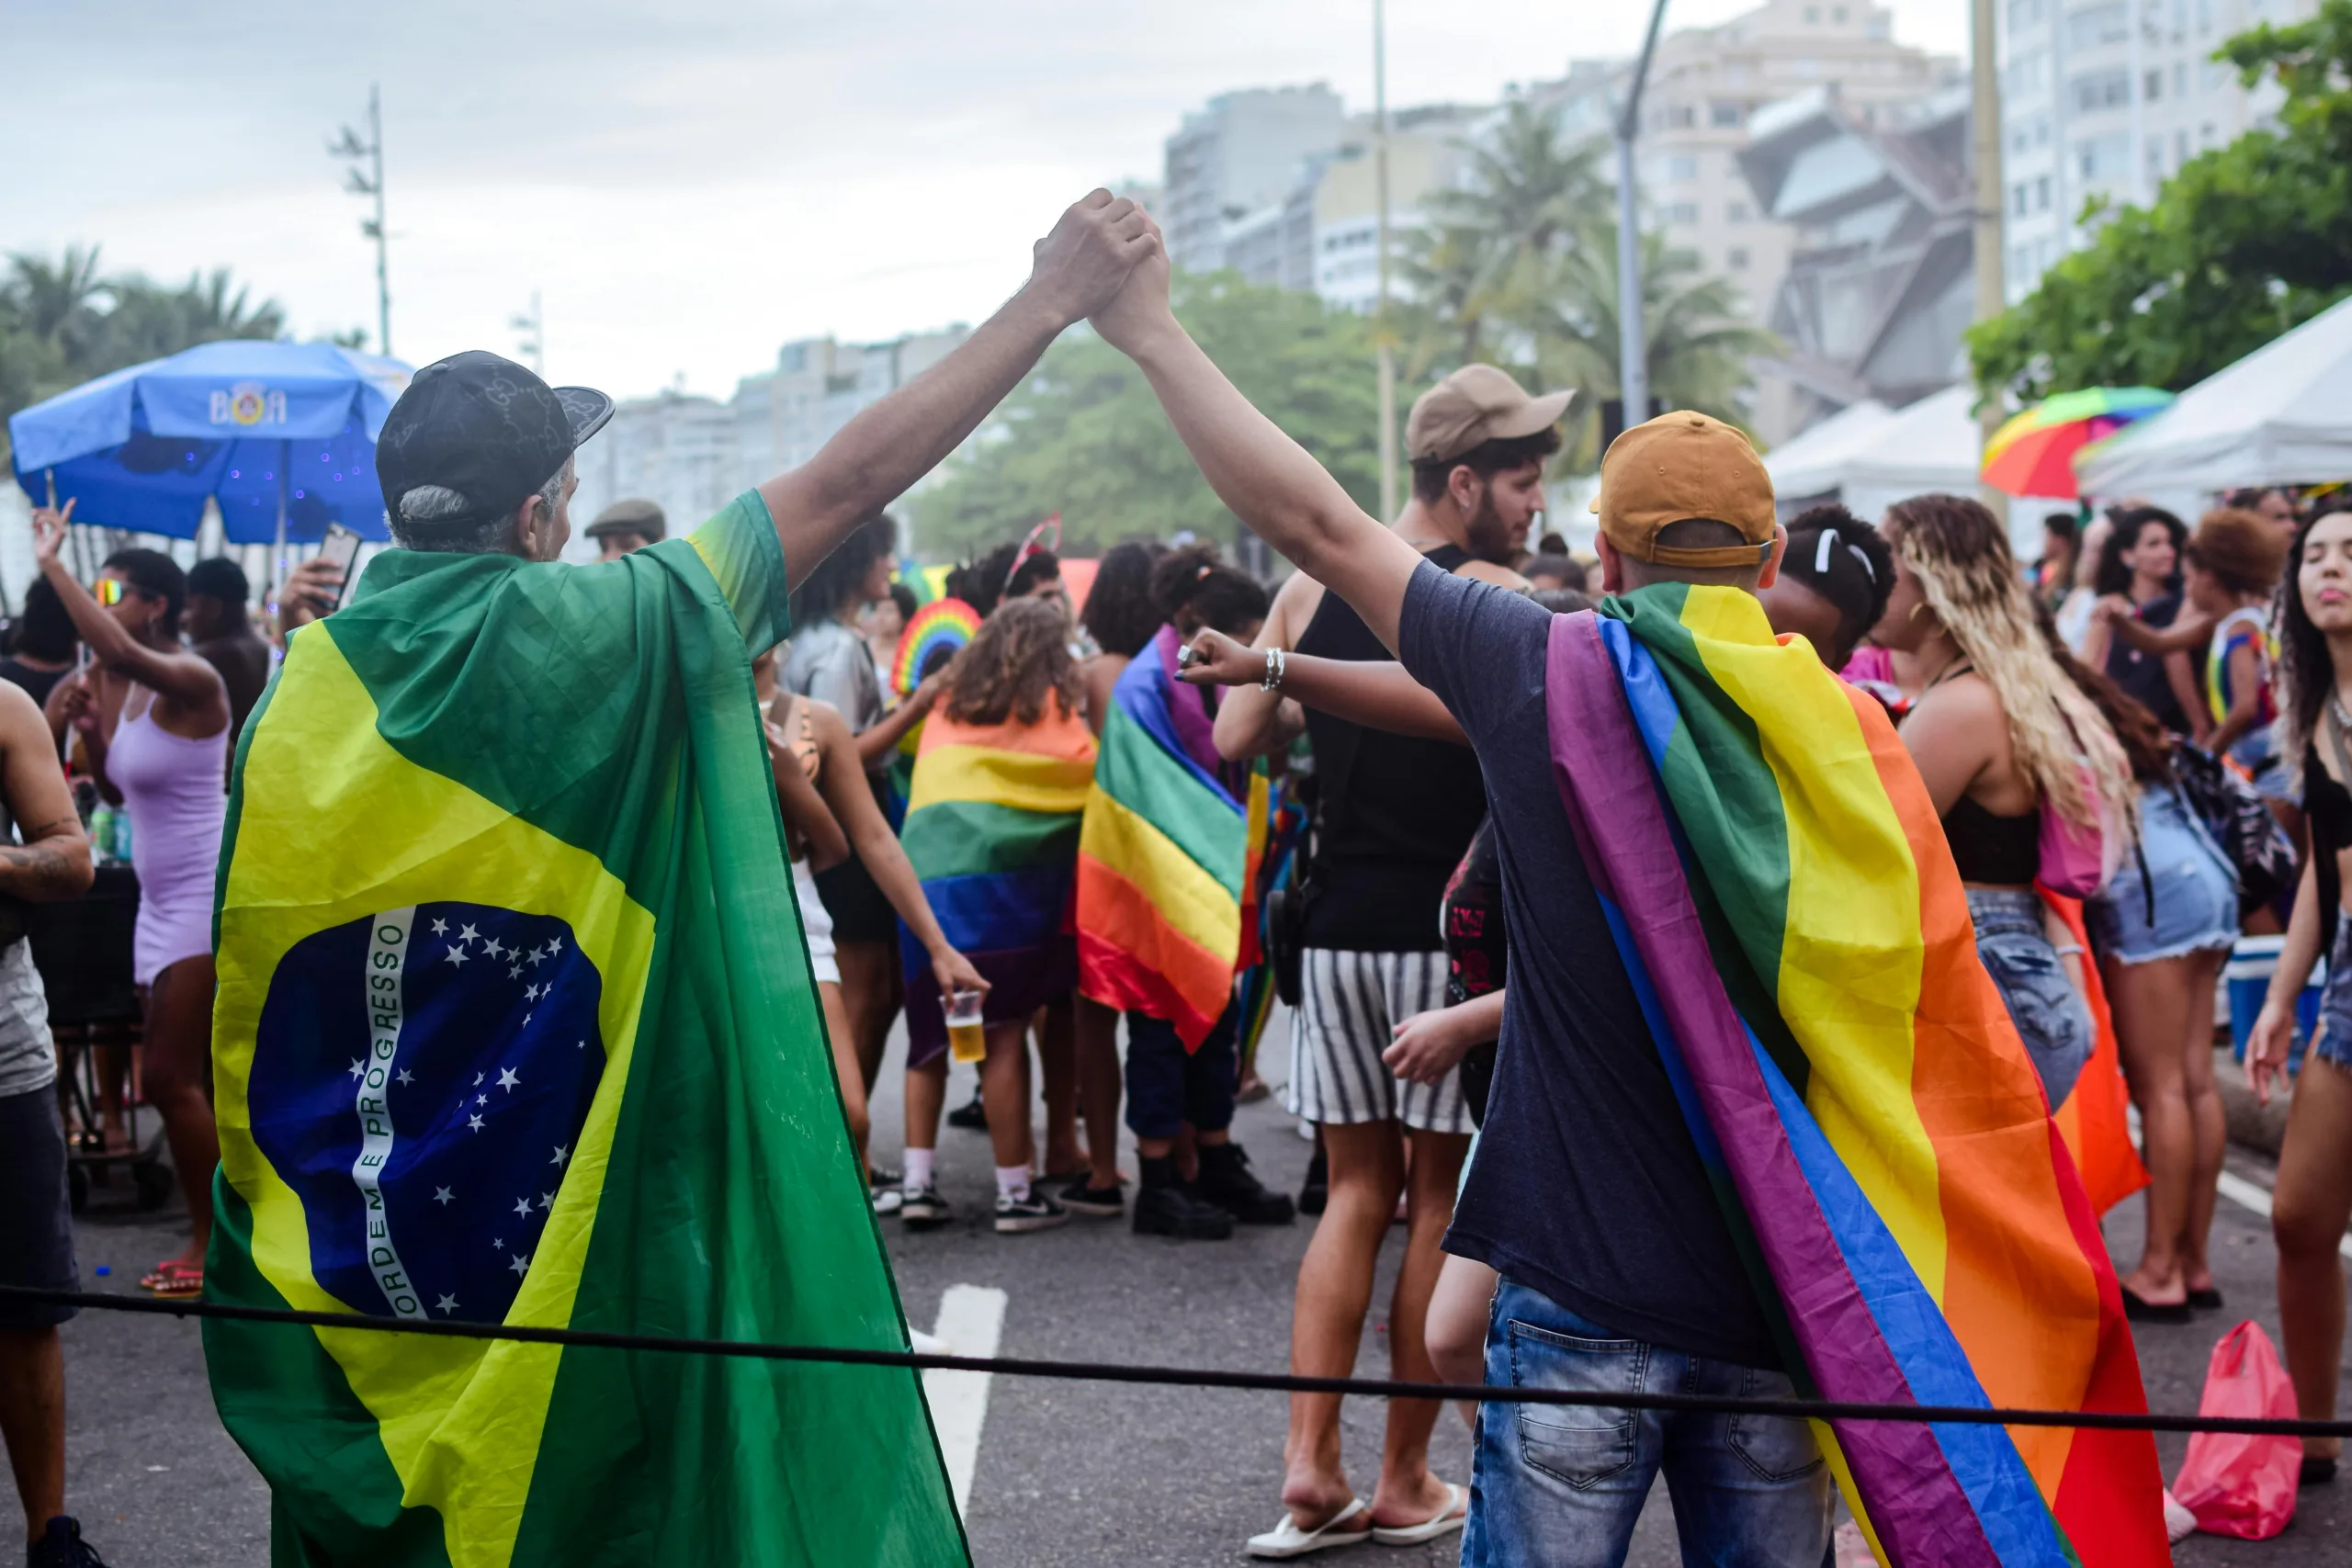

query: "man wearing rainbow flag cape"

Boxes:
[1091, 232, 2168, 1565]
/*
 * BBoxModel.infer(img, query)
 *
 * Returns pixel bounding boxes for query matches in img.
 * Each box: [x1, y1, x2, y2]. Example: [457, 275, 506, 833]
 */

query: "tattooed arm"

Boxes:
[0, 682, 91, 901]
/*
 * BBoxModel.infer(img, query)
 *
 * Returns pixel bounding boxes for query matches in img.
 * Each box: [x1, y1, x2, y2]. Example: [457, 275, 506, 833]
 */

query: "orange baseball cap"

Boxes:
[1589, 411, 1776, 569]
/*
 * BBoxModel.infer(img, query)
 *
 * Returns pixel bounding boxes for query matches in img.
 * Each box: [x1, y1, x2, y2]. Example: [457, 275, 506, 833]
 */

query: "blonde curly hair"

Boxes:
[1884, 494, 2137, 833]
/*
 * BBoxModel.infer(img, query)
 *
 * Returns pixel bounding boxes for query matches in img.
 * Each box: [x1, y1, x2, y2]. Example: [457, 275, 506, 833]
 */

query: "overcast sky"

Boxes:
[6, 0, 1963, 403]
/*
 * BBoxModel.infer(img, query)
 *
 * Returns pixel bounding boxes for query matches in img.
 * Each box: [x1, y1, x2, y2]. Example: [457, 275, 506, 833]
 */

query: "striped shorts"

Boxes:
[1284, 948, 1473, 1134]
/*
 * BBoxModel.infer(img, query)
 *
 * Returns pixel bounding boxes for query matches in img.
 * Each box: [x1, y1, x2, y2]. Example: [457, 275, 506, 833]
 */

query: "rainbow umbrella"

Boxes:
[1981, 386, 2174, 498]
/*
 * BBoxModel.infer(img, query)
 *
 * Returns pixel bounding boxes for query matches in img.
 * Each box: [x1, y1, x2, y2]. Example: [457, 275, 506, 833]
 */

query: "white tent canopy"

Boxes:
[1764, 399, 1894, 506]
[1838, 384, 1982, 525]
[2077, 294, 2352, 496]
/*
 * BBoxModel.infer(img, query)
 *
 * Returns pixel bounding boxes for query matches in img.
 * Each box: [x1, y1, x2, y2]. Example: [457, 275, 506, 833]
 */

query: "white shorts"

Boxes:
[1284, 948, 1472, 1134]
[793, 860, 841, 987]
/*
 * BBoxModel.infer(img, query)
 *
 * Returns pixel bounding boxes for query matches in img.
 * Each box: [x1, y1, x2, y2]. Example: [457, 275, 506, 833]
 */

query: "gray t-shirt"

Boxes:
[0, 938, 55, 1097]
[783, 617, 883, 725]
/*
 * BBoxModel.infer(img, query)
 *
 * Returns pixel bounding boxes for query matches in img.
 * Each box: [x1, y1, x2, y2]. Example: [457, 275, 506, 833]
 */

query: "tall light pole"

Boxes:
[1374, 0, 1398, 522]
[1616, 0, 1671, 435]
[331, 85, 391, 356]
[1973, 0, 2009, 520]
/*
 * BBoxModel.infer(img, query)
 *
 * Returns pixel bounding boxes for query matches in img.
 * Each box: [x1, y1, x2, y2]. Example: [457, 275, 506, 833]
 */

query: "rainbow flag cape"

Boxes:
[2044, 893, 2151, 1216]
[1546, 587, 2165, 1568]
[1074, 627, 1267, 1046]
[899, 697, 1094, 1060]
[205, 494, 964, 1568]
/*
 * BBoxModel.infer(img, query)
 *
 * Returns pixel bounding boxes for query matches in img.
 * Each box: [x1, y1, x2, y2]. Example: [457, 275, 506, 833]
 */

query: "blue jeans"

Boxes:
[1464, 1279, 1833, 1568]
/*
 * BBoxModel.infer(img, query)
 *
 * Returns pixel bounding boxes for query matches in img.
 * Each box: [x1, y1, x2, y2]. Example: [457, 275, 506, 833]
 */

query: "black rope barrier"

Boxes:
[11, 1284, 2345, 1439]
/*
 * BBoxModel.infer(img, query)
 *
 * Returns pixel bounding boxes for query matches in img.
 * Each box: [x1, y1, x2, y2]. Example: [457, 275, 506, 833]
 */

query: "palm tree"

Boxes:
[1520, 226, 1781, 468]
[1396, 97, 1611, 378]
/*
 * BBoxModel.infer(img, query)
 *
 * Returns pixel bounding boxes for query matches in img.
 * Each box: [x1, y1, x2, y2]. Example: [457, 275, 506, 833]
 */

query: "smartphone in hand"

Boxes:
[317, 524, 364, 611]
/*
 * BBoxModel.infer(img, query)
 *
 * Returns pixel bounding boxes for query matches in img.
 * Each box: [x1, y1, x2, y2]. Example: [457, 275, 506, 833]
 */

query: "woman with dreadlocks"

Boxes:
[1870, 494, 2138, 1109]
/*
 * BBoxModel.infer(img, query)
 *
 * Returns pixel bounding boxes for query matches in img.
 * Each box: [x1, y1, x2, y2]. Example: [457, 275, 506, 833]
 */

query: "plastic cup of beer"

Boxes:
[944, 988, 987, 1064]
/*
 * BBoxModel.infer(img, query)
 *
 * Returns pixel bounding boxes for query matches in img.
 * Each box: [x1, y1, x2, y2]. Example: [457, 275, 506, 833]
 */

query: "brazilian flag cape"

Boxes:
[204, 494, 968, 1568]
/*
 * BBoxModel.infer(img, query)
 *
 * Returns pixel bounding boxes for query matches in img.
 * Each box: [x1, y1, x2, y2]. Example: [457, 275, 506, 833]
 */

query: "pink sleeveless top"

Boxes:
[107, 689, 228, 986]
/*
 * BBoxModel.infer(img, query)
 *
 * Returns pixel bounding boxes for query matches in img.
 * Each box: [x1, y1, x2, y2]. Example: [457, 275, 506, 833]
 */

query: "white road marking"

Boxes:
[2126, 1105, 2352, 1259]
[922, 1283, 1007, 1516]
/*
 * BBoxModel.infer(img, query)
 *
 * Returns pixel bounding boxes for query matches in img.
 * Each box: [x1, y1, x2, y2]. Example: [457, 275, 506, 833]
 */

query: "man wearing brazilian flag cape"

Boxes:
[203, 191, 1156, 1568]
[1092, 230, 2169, 1566]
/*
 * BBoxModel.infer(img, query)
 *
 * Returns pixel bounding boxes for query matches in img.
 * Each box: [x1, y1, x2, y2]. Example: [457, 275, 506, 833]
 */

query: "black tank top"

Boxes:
[1942, 795, 2040, 886]
[1295, 546, 1488, 951]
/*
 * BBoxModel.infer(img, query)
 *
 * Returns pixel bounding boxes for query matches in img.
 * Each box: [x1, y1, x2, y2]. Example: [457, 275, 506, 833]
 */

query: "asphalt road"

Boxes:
[21, 1020, 2352, 1567]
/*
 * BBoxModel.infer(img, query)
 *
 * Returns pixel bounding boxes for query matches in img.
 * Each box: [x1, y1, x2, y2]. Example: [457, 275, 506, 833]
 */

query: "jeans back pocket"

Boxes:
[1507, 1319, 1644, 1490]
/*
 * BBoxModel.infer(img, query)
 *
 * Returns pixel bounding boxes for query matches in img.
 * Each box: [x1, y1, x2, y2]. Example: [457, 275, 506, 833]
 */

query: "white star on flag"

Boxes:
[550, 1144, 571, 1168]
[434, 1187, 454, 1205]
[473, 1072, 485, 1087]
[524, 983, 541, 1002]
[523, 1011, 533, 1027]
[540, 1191, 556, 1210]
[527, 946, 548, 966]
[346, 1058, 364, 1079]
[483, 938, 505, 959]
[458, 923, 480, 943]
[396, 1068, 415, 1087]
[436, 1294, 458, 1314]
[508, 964, 523, 979]
[468, 1114, 485, 1133]
[430, 918, 447, 936]
[443, 945, 469, 967]
[547, 935, 562, 953]
[513, 1197, 534, 1219]
[509, 1252, 531, 1276]
[497, 1066, 520, 1091]
[492, 1237, 503, 1251]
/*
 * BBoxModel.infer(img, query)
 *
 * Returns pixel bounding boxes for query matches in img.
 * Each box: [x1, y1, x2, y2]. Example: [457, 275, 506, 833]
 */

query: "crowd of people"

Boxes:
[4, 188, 2351, 1567]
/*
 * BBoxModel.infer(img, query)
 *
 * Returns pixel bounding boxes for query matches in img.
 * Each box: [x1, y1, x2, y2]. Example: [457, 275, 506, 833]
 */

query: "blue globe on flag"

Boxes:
[246, 901, 605, 1324]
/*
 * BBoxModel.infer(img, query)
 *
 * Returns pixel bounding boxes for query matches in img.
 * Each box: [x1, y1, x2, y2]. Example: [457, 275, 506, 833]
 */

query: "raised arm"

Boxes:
[31, 503, 229, 720]
[1179, 628, 1465, 745]
[0, 682, 92, 902]
[759, 191, 1154, 588]
[806, 701, 989, 998]
[1091, 227, 1424, 652]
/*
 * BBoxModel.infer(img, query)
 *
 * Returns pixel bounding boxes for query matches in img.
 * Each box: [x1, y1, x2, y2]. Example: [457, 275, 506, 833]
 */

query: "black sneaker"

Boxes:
[1058, 1179, 1125, 1218]
[994, 1188, 1069, 1234]
[945, 1089, 989, 1131]
[1297, 1143, 1329, 1216]
[1133, 1179, 1235, 1239]
[1196, 1143, 1295, 1225]
[28, 1517, 109, 1568]
[899, 1183, 952, 1230]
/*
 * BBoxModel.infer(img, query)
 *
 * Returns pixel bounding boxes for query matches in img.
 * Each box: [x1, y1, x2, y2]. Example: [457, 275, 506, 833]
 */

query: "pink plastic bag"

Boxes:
[2171, 1320, 2301, 1540]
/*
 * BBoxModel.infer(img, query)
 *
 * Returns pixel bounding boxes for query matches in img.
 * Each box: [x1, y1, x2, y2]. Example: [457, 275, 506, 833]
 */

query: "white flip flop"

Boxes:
[1246, 1497, 1373, 1559]
[1371, 1483, 1466, 1547]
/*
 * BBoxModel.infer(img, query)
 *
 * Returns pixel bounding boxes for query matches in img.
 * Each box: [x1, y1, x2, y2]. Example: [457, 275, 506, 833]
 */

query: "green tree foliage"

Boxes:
[910, 273, 1382, 557]
[0, 246, 286, 467]
[1970, 0, 2352, 401]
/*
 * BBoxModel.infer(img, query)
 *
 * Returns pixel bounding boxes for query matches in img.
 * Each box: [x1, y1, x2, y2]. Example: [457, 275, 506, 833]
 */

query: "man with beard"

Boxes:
[1208, 364, 1564, 1556]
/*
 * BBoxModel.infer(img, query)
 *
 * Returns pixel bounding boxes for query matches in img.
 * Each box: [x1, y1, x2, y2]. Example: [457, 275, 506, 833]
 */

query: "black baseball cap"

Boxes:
[376, 351, 615, 532]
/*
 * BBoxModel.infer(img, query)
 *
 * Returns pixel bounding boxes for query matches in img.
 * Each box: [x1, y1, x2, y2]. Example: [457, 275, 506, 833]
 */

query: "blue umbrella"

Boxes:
[8, 340, 412, 544]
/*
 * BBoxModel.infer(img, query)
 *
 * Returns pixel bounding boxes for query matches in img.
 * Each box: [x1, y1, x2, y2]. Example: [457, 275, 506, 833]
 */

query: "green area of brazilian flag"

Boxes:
[203, 495, 967, 1568]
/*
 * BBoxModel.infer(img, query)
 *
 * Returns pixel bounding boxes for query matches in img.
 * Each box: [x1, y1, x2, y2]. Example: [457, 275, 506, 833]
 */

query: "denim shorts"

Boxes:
[2086, 785, 2239, 964]
[2312, 921, 2352, 1072]
[1968, 887, 2092, 1107]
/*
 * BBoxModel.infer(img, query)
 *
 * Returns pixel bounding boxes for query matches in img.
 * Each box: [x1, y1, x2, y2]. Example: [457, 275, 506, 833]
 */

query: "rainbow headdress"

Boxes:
[1546, 586, 2166, 1568]
[1074, 626, 1268, 1046]
[893, 598, 980, 696]
[898, 696, 1095, 1062]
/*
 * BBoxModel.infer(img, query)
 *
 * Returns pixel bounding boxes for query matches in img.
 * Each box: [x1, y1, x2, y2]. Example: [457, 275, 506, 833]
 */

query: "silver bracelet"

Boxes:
[1261, 647, 1286, 692]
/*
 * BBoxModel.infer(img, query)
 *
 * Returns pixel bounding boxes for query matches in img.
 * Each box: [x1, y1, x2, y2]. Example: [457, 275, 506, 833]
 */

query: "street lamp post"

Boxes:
[330, 85, 392, 357]
[1616, 0, 1671, 434]
[1374, 0, 1397, 522]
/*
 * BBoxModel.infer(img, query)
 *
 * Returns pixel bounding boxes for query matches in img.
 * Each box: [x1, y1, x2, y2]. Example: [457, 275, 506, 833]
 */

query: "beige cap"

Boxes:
[1405, 365, 1574, 465]
[585, 497, 666, 541]
[1589, 412, 1775, 569]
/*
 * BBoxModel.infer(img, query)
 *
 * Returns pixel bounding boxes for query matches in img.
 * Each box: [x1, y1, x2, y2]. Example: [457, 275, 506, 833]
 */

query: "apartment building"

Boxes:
[1998, 0, 2315, 300]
